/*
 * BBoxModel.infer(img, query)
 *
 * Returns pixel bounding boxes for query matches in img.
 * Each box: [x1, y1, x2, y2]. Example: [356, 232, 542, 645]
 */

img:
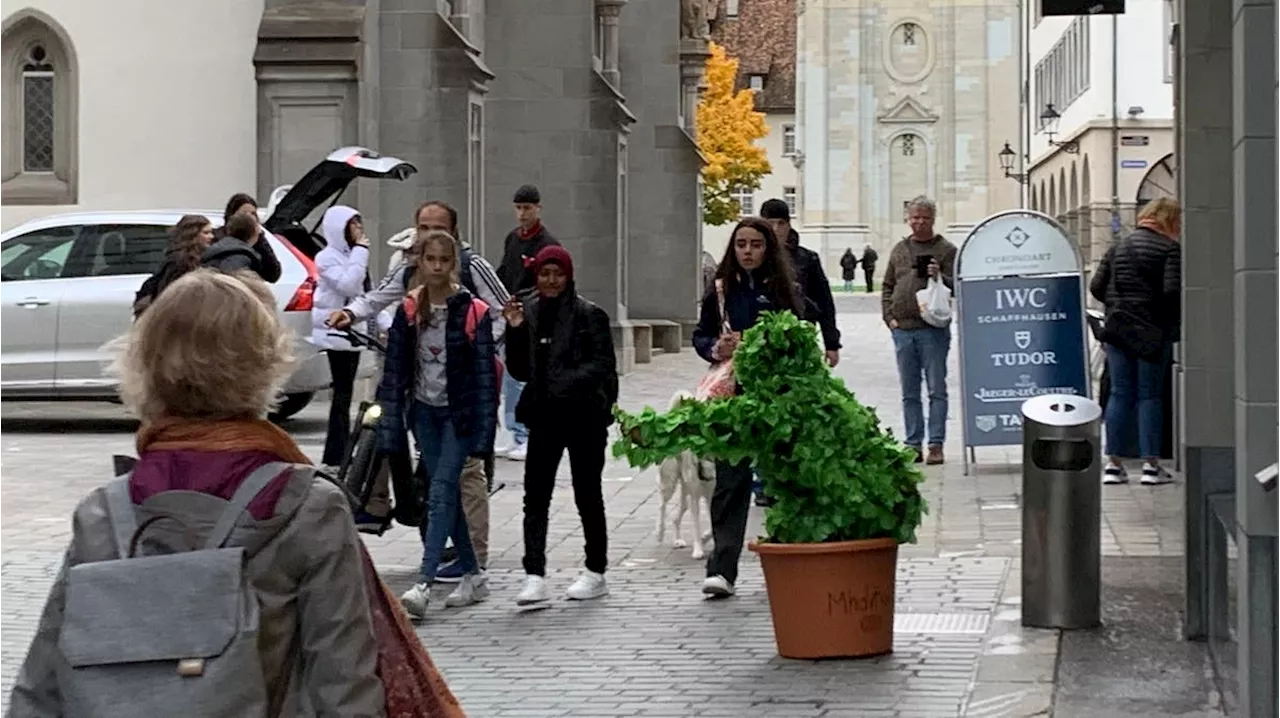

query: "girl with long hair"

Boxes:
[132, 214, 216, 317]
[377, 230, 499, 618]
[692, 216, 806, 598]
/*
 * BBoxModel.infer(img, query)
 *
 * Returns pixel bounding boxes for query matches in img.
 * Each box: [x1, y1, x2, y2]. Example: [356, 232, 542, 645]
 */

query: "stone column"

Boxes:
[679, 39, 710, 135]
[1177, 0, 1236, 642]
[1231, 0, 1278, 713]
[596, 0, 626, 87]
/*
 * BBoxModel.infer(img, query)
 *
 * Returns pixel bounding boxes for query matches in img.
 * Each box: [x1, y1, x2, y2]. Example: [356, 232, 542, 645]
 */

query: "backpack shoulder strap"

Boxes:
[205, 461, 298, 549]
[464, 297, 490, 343]
[104, 477, 138, 560]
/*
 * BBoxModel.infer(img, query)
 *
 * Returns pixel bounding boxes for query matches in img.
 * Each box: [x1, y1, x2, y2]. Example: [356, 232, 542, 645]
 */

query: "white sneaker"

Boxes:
[444, 572, 490, 608]
[565, 571, 609, 600]
[701, 575, 736, 598]
[493, 442, 514, 458]
[1103, 463, 1128, 485]
[1140, 463, 1174, 485]
[515, 574, 551, 605]
[505, 442, 528, 462]
[400, 582, 430, 618]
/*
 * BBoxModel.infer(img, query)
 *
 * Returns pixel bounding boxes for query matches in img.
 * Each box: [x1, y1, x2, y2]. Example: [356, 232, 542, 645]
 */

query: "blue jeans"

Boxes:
[410, 402, 478, 583]
[502, 370, 528, 445]
[891, 326, 951, 448]
[1103, 343, 1170, 459]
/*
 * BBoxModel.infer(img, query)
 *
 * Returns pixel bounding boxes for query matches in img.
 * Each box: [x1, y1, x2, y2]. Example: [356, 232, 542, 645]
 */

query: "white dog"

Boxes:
[656, 391, 716, 559]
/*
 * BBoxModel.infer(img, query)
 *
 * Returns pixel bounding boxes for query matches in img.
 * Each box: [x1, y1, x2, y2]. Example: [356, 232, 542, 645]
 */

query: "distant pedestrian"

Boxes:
[760, 199, 842, 367]
[502, 245, 618, 606]
[201, 193, 282, 282]
[133, 214, 216, 317]
[495, 185, 560, 461]
[881, 195, 956, 465]
[861, 243, 879, 293]
[311, 206, 371, 481]
[839, 248, 859, 292]
[1090, 197, 1181, 485]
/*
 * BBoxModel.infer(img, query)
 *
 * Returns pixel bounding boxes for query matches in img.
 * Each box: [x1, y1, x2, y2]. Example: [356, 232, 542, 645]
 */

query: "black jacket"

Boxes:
[1089, 227, 1182, 342]
[861, 247, 879, 270]
[692, 270, 807, 364]
[496, 224, 560, 294]
[505, 287, 618, 429]
[786, 230, 840, 350]
[200, 234, 283, 283]
[839, 250, 858, 281]
[133, 253, 197, 317]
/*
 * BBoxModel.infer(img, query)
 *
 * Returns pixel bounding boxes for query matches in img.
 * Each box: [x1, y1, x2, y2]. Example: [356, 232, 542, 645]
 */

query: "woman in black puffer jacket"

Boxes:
[1089, 197, 1182, 485]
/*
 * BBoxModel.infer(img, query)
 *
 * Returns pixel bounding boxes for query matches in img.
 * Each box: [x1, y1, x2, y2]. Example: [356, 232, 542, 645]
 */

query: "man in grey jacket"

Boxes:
[329, 200, 508, 581]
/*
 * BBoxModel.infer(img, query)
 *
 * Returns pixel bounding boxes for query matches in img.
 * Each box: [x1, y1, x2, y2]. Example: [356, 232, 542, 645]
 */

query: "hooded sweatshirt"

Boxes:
[310, 205, 370, 351]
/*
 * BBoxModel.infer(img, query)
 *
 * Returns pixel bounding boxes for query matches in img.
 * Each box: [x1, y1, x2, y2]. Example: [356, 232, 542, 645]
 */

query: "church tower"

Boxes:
[796, 0, 1021, 267]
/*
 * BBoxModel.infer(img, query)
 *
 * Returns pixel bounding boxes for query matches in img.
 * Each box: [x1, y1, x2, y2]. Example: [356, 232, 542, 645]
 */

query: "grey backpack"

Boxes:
[55, 461, 303, 718]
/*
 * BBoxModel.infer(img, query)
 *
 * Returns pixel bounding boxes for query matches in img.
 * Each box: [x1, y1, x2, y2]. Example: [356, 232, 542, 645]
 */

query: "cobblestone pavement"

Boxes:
[0, 294, 1189, 716]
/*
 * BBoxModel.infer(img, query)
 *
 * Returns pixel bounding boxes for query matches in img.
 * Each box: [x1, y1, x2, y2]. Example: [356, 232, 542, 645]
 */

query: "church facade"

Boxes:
[795, 0, 1021, 269]
[2, 0, 708, 371]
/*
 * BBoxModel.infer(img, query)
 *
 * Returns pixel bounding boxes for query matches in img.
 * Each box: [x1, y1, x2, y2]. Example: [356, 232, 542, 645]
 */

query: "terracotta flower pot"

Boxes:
[749, 537, 898, 659]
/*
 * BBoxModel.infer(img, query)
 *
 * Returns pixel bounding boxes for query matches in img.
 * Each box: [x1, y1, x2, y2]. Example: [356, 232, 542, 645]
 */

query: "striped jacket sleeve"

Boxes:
[468, 254, 510, 347]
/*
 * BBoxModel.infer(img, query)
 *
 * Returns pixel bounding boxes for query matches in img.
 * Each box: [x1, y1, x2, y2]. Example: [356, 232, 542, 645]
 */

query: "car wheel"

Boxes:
[269, 392, 314, 423]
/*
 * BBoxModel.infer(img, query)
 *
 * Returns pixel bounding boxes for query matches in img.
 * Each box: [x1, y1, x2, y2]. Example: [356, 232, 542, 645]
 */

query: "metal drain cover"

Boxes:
[895, 612, 991, 634]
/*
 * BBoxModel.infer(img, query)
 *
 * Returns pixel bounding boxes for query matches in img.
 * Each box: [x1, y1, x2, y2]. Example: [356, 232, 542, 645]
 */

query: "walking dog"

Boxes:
[655, 391, 716, 559]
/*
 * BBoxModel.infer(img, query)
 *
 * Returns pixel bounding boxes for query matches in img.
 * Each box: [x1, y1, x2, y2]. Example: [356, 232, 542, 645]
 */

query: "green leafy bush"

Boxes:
[613, 310, 927, 545]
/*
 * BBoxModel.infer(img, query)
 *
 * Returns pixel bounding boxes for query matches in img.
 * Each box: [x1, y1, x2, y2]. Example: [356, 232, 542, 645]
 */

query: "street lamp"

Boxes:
[1039, 103, 1080, 153]
[997, 142, 1028, 184]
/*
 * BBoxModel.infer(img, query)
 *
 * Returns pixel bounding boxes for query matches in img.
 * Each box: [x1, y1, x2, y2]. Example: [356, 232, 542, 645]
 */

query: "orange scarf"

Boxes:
[1137, 217, 1177, 241]
[136, 416, 312, 464]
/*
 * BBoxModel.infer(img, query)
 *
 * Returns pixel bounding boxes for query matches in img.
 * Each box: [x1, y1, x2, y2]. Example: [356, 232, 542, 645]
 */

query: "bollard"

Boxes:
[1020, 393, 1103, 629]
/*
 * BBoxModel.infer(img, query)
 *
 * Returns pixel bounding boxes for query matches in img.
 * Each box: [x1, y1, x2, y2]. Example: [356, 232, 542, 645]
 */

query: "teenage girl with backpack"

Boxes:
[377, 229, 499, 618]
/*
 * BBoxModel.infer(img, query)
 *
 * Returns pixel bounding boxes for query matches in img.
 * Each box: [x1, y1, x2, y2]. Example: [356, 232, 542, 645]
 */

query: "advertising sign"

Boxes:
[955, 210, 1090, 471]
[958, 275, 1089, 447]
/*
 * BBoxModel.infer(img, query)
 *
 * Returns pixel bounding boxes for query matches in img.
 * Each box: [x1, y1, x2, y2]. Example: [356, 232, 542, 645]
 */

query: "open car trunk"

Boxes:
[262, 147, 418, 258]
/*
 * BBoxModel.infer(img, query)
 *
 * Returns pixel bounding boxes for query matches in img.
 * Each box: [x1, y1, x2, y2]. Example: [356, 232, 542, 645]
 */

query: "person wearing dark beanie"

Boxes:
[494, 184, 561, 460]
[759, 198, 841, 367]
[501, 245, 618, 606]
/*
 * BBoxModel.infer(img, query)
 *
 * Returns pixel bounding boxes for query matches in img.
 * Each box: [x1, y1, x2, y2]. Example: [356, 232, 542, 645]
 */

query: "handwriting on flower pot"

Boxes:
[827, 588, 892, 617]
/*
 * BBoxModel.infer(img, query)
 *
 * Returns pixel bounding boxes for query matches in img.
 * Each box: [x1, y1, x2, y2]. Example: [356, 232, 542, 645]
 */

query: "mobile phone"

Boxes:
[915, 254, 933, 279]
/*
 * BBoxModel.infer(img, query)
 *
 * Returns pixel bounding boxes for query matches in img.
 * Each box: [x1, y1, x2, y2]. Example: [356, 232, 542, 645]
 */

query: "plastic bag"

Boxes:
[916, 277, 953, 328]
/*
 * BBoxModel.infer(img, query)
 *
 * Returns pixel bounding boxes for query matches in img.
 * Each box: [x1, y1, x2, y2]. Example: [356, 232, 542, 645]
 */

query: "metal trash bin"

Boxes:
[1020, 393, 1103, 629]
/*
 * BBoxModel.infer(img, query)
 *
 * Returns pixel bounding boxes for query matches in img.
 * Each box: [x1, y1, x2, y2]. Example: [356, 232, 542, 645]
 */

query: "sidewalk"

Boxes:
[0, 299, 1221, 716]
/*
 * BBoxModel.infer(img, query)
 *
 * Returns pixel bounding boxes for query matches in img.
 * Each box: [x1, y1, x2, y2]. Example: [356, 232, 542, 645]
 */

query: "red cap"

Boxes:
[531, 245, 574, 282]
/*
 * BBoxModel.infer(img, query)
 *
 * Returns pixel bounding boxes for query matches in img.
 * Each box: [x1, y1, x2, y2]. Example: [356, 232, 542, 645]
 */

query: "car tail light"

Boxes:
[278, 234, 319, 312]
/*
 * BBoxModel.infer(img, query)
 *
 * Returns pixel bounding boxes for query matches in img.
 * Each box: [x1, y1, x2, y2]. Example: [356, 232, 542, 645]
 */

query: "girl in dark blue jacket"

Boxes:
[377, 230, 498, 618]
[692, 217, 806, 598]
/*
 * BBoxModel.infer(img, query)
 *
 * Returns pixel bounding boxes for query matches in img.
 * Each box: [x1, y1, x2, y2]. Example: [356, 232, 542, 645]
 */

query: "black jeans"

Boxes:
[322, 350, 362, 466]
[522, 423, 608, 576]
[707, 459, 754, 585]
[864, 267, 875, 293]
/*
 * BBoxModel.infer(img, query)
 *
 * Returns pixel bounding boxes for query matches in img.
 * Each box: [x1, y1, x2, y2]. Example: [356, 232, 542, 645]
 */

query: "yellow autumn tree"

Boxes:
[696, 42, 771, 226]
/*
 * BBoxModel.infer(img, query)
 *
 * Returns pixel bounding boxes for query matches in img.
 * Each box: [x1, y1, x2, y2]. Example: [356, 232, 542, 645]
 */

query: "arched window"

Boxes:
[900, 133, 916, 156]
[2, 11, 77, 204]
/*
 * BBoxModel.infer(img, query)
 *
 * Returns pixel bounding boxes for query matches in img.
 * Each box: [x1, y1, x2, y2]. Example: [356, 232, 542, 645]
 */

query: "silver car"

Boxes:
[0, 147, 417, 420]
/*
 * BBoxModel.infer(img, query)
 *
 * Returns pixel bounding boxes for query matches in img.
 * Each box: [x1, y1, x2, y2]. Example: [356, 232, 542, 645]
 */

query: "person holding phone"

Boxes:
[881, 195, 957, 466]
[501, 245, 618, 607]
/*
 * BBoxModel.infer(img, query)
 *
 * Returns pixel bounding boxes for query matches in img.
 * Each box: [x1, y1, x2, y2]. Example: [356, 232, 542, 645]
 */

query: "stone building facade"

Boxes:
[795, 0, 1021, 270]
[255, 0, 705, 372]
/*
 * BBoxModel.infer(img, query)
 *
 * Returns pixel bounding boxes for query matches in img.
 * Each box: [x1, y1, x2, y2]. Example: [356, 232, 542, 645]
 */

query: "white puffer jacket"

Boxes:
[310, 205, 370, 351]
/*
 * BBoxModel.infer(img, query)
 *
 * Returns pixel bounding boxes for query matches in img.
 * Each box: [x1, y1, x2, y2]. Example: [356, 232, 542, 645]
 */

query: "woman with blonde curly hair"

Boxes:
[10, 270, 394, 716]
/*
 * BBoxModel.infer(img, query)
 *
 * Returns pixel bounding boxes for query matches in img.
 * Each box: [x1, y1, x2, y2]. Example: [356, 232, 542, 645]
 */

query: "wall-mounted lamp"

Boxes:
[1040, 104, 1080, 153]
[997, 142, 1028, 184]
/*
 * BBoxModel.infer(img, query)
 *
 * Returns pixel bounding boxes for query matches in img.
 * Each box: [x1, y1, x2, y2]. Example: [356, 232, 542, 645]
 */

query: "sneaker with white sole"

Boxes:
[505, 442, 528, 462]
[565, 571, 608, 600]
[1140, 463, 1174, 485]
[444, 572, 490, 607]
[701, 575, 735, 598]
[1103, 463, 1128, 484]
[400, 582, 431, 619]
[515, 574, 551, 605]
